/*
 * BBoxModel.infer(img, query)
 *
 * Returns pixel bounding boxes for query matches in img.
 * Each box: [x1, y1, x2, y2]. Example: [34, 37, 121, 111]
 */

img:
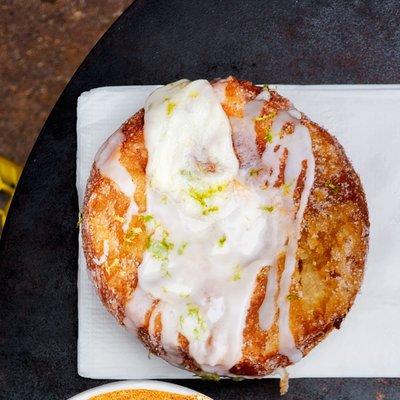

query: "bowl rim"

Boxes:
[68, 380, 211, 399]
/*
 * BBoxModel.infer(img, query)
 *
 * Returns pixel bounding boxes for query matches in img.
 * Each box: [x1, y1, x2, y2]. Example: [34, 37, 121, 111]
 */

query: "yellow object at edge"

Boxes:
[0, 156, 22, 229]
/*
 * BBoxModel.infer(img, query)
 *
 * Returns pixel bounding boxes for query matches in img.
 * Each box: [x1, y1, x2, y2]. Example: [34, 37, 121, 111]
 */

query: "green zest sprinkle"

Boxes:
[166, 101, 176, 116]
[260, 205, 274, 213]
[202, 206, 219, 216]
[193, 327, 202, 339]
[218, 234, 227, 247]
[189, 90, 199, 98]
[231, 265, 242, 282]
[160, 263, 171, 278]
[262, 83, 270, 91]
[125, 227, 142, 242]
[188, 183, 227, 207]
[187, 304, 207, 339]
[108, 258, 119, 268]
[265, 129, 273, 143]
[254, 111, 276, 123]
[286, 294, 299, 301]
[188, 183, 227, 217]
[325, 181, 340, 193]
[282, 182, 291, 195]
[143, 214, 154, 222]
[179, 315, 185, 329]
[161, 194, 168, 204]
[76, 212, 83, 228]
[197, 372, 221, 381]
[114, 215, 125, 223]
[180, 169, 195, 179]
[254, 116, 267, 122]
[177, 242, 188, 255]
[147, 230, 174, 263]
[187, 304, 201, 318]
[249, 168, 262, 176]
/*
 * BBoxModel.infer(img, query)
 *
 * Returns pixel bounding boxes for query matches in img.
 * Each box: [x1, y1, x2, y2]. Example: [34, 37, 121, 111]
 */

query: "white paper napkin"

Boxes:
[76, 84, 400, 379]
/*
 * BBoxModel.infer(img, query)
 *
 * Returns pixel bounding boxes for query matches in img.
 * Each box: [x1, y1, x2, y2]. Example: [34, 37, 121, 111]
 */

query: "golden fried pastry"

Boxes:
[82, 77, 369, 377]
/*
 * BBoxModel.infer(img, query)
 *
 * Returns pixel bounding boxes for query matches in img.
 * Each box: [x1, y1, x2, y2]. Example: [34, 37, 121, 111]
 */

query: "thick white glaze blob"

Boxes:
[143, 79, 239, 221]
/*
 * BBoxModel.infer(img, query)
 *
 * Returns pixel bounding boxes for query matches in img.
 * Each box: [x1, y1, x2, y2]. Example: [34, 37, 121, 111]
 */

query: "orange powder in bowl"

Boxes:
[90, 389, 208, 400]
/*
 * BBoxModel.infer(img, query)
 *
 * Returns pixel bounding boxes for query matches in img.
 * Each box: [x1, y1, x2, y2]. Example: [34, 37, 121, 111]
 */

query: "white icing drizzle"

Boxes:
[229, 93, 265, 167]
[95, 127, 138, 232]
[258, 108, 315, 362]
[258, 263, 278, 331]
[93, 239, 109, 265]
[95, 128, 136, 199]
[122, 200, 138, 232]
[120, 80, 315, 374]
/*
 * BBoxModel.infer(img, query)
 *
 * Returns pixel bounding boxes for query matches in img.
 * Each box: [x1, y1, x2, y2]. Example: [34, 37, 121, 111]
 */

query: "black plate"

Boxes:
[1, 1, 400, 399]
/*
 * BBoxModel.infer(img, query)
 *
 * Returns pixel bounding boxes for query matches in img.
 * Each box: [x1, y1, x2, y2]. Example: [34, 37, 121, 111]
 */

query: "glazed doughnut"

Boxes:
[82, 77, 369, 377]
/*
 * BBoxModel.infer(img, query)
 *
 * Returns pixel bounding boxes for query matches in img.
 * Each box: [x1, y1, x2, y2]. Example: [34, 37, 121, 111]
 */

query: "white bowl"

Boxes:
[69, 380, 211, 399]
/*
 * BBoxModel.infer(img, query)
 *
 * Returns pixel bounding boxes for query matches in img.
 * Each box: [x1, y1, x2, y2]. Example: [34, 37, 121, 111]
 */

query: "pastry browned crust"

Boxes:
[82, 77, 369, 376]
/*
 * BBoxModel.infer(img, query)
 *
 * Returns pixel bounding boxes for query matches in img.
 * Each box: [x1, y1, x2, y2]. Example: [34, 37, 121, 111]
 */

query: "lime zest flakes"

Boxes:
[105, 258, 119, 275]
[202, 206, 219, 216]
[114, 215, 125, 223]
[188, 183, 227, 207]
[260, 205, 274, 213]
[187, 304, 201, 318]
[218, 234, 227, 247]
[262, 83, 270, 91]
[147, 229, 174, 266]
[189, 188, 207, 207]
[253, 116, 265, 122]
[189, 90, 199, 98]
[160, 263, 172, 278]
[142, 214, 154, 223]
[166, 101, 176, 116]
[325, 181, 340, 194]
[265, 129, 273, 143]
[125, 227, 142, 242]
[282, 182, 292, 195]
[187, 304, 207, 339]
[249, 168, 262, 177]
[179, 315, 185, 329]
[76, 212, 83, 228]
[161, 194, 168, 204]
[231, 264, 242, 282]
[180, 169, 198, 181]
[254, 111, 276, 122]
[193, 327, 203, 340]
[197, 372, 221, 381]
[108, 258, 119, 268]
[144, 217, 174, 277]
[177, 241, 188, 255]
[188, 183, 227, 216]
[286, 293, 299, 301]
